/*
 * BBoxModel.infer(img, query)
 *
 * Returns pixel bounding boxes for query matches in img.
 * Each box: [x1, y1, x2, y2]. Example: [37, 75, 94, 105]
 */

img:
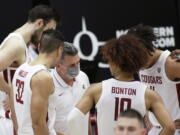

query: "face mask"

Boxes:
[65, 65, 80, 79]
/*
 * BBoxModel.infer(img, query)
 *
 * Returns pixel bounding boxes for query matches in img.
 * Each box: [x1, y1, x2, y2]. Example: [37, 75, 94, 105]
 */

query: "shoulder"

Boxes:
[85, 83, 102, 97]
[2, 34, 25, 49]
[31, 70, 54, 91]
[32, 70, 53, 83]
[0, 34, 26, 55]
[165, 55, 180, 80]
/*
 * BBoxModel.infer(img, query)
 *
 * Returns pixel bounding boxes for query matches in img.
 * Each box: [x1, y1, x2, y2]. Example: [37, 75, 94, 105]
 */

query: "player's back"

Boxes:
[96, 78, 147, 135]
[12, 63, 46, 135]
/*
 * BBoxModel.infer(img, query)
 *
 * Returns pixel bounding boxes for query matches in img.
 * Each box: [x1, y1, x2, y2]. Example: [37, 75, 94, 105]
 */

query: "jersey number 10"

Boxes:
[114, 97, 131, 120]
[16, 79, 24, 104]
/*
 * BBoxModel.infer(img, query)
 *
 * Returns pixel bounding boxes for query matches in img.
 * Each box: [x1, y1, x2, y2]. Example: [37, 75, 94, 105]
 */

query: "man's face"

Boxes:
[56, 54, 80, 79]
[142, 54, 153, 69]
[114, 117, 146, 135]
[31, 19, 57, 46]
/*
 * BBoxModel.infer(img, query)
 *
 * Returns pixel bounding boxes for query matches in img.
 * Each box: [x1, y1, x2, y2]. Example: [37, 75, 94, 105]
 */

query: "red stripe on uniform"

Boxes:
[176, 83, 180, 108]
[5, 110, 10, 119]
[10, 69, 16, 83]
[114, 97, 119, 121]
[3, 69, 8, 83]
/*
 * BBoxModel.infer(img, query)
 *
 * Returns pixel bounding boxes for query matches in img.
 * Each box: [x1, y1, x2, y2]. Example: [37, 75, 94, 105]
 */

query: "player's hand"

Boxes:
[170, 49, 180, 59]
[3, 95, 10, 111]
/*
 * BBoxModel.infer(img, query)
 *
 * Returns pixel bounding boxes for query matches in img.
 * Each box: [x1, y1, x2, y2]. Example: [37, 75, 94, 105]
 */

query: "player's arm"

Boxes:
[145, 88, 175, 135]
[31, 71, 54, 135]
[9, 84, 18, 132]
[165, 56, 180, 80]
[0, 38, 25, 94]
[67, 83, 102, 135]
[0, 74, 11, 94]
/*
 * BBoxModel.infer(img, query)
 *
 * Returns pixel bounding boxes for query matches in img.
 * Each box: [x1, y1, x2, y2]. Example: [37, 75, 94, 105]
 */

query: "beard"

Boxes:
[30, 29, 42, 46]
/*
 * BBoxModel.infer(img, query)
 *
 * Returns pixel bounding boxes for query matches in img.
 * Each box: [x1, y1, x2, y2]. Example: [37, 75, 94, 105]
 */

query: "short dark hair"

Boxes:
[28, 5, 60, 25]
[102, 34, 148, 74]
[61, 42, 78, 60]
[39, 29, 64, 53]
[128, 24, 157, 55]
[119, 109, 145, 127]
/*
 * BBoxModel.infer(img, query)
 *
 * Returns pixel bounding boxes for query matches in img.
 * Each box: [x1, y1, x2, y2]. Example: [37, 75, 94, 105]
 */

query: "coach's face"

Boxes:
[114, 117, 146, 135]
[56, 54, 80, 79]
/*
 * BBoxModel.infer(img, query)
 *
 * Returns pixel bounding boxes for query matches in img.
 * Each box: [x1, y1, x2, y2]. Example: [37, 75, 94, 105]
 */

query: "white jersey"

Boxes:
[50, 69, 90, 135]
[96, 78, 147, 135]
[0, 71, 7, 117]
[0, 33, 29, 118]
[12, 63, 46, 135]
[0, 33, 30, 86]
[28, 45, 38, 61]
[139, 50, 180, 134]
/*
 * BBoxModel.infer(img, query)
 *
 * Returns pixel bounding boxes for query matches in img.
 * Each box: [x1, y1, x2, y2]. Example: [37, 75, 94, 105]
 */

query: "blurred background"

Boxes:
[0, 0, 179, 83]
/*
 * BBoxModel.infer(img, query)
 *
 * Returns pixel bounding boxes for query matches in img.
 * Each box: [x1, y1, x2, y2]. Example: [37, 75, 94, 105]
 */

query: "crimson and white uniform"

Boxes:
[49, 69, 90, 135]
[139, 50, 180, 135]
[96, 78, 147, 135]
[0, 33, 29, 135]
[12, 63, 47, 135]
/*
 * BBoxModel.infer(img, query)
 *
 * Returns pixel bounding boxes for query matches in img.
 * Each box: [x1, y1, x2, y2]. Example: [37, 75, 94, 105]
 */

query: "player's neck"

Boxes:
[30, 54, 55, 68]
[114, 72, 134, 82]
[14, 23, 35, 44]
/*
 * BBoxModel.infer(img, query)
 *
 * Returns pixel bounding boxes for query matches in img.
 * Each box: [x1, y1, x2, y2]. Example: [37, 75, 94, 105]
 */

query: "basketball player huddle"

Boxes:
[0, 4, 179, 135]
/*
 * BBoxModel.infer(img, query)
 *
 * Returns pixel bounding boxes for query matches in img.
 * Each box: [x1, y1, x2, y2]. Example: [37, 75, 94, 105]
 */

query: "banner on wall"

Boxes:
[50, 0, 180, 82]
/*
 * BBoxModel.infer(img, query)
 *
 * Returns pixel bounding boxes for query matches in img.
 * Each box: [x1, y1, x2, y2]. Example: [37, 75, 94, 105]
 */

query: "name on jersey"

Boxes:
[18, 70, 28, 78]
[112, 87, 136, 96]
[140, 75, 162, 84]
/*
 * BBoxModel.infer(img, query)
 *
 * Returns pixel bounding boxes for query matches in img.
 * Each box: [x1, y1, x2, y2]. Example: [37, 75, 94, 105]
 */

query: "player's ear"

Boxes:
[37, 43, 41, 52]
[57, 47, 63, 57]
[35, 19, 44, 29]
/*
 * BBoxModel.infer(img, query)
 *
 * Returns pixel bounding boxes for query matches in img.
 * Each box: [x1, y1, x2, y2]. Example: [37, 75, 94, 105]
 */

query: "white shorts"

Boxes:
[0, 117, 14, 135]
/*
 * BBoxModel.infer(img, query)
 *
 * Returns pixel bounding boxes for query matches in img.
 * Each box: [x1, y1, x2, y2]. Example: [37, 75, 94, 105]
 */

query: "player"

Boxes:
[67, 34, 175, 135]
[0, 4, 60, 93]
[0, 5, 60, 134]
[114, 109, 147, 135]
[128, 24, 180, 134]
[12, 29, 64, 135]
